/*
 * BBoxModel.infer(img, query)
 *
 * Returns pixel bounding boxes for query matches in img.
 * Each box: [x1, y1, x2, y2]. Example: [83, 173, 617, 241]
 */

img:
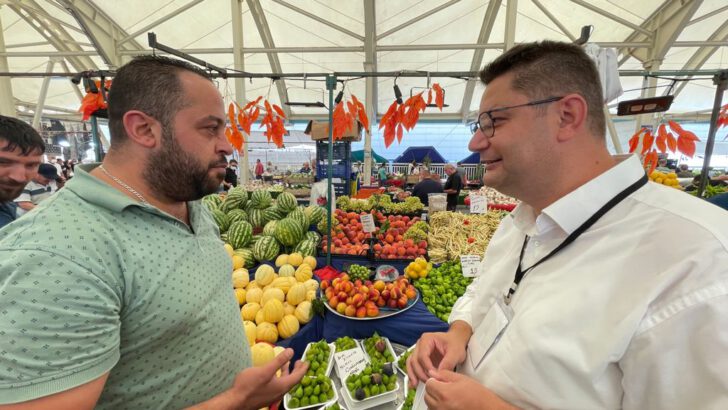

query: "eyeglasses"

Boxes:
[469, 96, 564, 138]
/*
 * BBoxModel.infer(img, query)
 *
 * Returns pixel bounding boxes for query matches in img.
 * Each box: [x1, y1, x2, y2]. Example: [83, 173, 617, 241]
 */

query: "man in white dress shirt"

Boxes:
[407, 41, 728, 410]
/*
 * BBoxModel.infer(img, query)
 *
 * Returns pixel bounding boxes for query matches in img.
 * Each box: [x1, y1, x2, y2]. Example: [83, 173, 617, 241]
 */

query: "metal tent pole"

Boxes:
[696, 69, 728, 198]
[325, 74, 336, 266]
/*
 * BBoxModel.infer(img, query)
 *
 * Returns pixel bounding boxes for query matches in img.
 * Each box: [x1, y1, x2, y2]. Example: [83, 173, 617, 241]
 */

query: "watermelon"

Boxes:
[249, 234, 263, 246]
[276, 192, 297, 213]
[220, 233, 228, 243]
[288, 208, 309, 231]
[253, 235, 281, 262]
[244, 199, 256, 213]
[227, 209, 249, 224]
[304, 231, 321, 244]
[294, 239, 317, 257]
[228, 186, 248, 201]
[227, 220, 253, 249]
[233, 248, 256, 269]
[274, 218, 305, 247]
[251, 189, 272, 210]
[304, 205, 325, 226]
[211, 209, 230, 233]
[202, 194, 222, 211]
[248, 209, 267, 229]
[263, 220, 278, 236]
[263, 206, 286, 222]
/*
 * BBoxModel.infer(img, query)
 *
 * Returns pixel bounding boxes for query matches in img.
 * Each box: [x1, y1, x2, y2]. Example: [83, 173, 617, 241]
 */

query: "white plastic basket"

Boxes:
[302, 341, 335, 377]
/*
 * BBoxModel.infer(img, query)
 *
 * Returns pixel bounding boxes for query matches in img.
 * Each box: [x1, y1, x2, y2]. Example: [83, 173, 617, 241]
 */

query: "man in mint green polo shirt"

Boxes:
[0, 56, 307, 409]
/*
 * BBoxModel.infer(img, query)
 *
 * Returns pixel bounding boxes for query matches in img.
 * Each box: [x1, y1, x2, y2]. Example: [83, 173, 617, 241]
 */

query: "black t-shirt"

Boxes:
[411, 179, 444, 206]
[444, 172, 463, 208]
[224, 167, 238, 189]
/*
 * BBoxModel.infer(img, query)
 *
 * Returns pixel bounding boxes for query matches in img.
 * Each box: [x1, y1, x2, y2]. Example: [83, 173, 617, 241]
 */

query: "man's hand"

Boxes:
[407, 323, 470, 387]
[425, 370, 518, 410]
[190, 348, 308, 410]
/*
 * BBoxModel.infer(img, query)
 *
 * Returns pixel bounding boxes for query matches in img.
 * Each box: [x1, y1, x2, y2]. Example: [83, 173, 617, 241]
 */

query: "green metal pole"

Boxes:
[325, 75, 337, 266]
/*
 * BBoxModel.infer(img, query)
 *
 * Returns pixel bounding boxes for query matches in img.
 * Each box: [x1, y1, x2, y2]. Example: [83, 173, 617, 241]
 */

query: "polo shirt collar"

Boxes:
[511, 154, 645, 236]
[65, 163, 142, 212]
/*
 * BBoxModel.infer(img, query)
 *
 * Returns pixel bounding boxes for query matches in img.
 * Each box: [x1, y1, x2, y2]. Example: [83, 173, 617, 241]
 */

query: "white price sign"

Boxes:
[421, 213, 427, 221]
[360, 213, 376, 233]
[460, 255, 481, 277]
[469, 194, 487, 214]
[334, 347, 368, 381]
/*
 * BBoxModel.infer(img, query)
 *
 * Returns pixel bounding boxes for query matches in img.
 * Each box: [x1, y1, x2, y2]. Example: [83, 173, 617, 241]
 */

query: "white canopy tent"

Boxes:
[1, 0, 726, 181]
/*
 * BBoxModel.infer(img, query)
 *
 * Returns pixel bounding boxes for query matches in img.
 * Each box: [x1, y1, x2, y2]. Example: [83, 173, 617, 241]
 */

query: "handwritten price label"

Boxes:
[360, 214, 376, 233]
[460, 255, 481, 277]
[469, 195, 487, 214]
[334, 347, 368, 381]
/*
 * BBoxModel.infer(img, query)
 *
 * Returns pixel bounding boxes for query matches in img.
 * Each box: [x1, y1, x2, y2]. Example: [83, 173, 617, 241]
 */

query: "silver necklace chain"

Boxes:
[99, 165, 148, 204]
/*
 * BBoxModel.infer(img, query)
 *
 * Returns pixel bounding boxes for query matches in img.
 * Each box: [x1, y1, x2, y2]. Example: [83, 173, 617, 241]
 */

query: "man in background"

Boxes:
[411, 170, 443, 206]
[14, 162, 59, 216]
[223, 159, 238, 190]
[254, 158, 264, 179]
[0, 115, 45, 229]
[443, 163, 463, 211]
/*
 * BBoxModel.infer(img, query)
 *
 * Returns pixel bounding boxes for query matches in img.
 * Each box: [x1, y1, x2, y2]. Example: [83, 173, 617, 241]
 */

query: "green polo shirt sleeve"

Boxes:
[0, 248, 122, 403]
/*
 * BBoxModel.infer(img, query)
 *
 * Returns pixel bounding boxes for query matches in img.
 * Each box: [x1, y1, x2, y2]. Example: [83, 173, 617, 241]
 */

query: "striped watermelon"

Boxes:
[202, 194, 222, 211]
[263, 220, 278, 236]
[220, 233, 228, 243]
[211, 209, 230, 233]
[233, 248, 256, 269]
[244, 199, 256, 213]
[253, 235, 281, 262]
[304, 205, 325, 225]
[227, 220, 253, 249]
[294, 239, 317, 257]
[276, 192, 297, 213]
[249, 234, 263, 246]
[251, 189, 272, 209]
[274, 218, 305, 247]
[248, 209, 267, 228]
[288, 208, 309, 230]
[263, 206, 286, 222]
[228, 186, 248, 201]
[227, 209, 248, 224]
[304, 231, 321, 245]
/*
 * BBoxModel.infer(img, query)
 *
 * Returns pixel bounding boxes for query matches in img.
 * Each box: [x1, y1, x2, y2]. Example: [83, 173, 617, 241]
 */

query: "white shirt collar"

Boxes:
[511, 154, 645, 236]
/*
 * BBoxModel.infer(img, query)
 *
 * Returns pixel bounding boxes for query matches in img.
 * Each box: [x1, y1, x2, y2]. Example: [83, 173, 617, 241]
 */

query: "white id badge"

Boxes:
[467, 299, 513, 370]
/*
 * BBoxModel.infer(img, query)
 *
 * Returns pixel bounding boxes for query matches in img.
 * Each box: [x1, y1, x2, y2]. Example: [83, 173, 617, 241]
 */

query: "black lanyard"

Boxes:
[504, 174, 648, 305]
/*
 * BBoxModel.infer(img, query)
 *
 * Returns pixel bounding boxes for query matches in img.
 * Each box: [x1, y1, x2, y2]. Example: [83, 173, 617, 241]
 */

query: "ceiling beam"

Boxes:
[504, 0, 517, 50]
[5, 1, 86, 35]
[118, 0, 205, 45]
[7, 0, 98, 72]
[460, 0, 501, 122]
[271, 0, 364, 41]
[59, 0, 146, 68]
[377, 0, 460, 41]
[363, 0, 377, 184]
[530, 0, 576, 41]
[687, 4, 728, 26]
[568, 0, 652, 36]
[246, 0, 291, 118]
[670, 19, 728, 99]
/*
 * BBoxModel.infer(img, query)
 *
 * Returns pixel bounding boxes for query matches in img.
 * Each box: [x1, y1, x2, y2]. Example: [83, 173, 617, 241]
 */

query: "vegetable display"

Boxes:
[427, 211, 504, 263]
[413, 260, 472, 322]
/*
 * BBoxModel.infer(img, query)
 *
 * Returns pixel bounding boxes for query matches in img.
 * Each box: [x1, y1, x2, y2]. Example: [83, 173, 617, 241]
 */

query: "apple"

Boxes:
[373, 280, 385, 292]
[356, 306, 367, 318]
[397, 295, 409, 309]
[321, 280, 330, 290]
[366, 304, 379, 317]
[337, 291, 347, 301]
[346, 296, 353, 305]
[336, 302, 347, 314]
[381, 289, 391, 301]
[352, 293, 365, 308]
[368, 288, 380, 302]
[329, 296, 339, 308]
[405, 287, 417, 300]
[387, 298, 398, 309]
[376, 298, 386, 307]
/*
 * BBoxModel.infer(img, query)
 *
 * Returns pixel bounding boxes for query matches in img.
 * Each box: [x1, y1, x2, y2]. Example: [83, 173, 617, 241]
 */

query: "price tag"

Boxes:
[421, 213, 427, 222]
[360, 213, 376, 233]
[460, 255, 481, 277]
[334, 347, 368, 381]
[469, 194, 487, 214]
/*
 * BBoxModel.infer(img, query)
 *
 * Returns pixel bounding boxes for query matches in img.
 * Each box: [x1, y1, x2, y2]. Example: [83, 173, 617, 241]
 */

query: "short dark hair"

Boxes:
[229, 159, 238, 165]
[0, 115, 45, 155]
[479, 41, 605, 137]
[108, 55, 211, 146]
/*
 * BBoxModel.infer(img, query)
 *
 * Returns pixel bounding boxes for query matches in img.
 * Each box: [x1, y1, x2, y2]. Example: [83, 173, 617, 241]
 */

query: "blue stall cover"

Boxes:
[394, 146, 447, 164]
[459, 152, 480, 164]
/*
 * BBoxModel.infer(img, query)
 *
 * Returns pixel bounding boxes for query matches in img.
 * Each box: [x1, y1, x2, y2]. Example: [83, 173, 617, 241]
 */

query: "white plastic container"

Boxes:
[302, 341, 335, 377]
[339, 377, 400, 410]
[394, 344, 415, 376]
[284, 376, 339, 410]
[359, 336, 396, 365]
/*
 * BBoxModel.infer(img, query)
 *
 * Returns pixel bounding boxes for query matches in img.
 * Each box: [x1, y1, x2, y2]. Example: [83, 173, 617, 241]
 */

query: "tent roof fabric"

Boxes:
[1, 0, 726, 126]
[459, 152, 481, 164]
[351, 149, 388, 164]
[394, 146, 447, 163]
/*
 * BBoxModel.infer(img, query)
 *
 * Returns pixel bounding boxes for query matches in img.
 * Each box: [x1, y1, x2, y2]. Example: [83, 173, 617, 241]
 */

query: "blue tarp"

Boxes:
[459, 152, 480, 164]
[394, 146, 447, 164]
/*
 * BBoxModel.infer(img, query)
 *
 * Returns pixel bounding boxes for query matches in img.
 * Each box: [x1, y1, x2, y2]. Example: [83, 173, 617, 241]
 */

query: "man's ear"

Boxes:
[556, 94, 588, 142]
[122, 110, 161, 148]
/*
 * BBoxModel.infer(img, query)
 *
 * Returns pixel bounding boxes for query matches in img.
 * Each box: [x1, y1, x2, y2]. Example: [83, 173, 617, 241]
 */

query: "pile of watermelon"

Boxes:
[203, 187, 326, 268]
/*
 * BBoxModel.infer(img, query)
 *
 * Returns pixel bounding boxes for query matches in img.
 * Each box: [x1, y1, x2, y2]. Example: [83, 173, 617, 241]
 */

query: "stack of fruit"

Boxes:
[404, 257, 432, 280]
[286, 375, 336, 408]
[232, 253, 319, 344]
[347, 264, 371, 281]
[397, 348, 413, 374]
[333, 336, 358, 352]
[413, 260, 472, 322]
[303, 340, 332, 378]
[206, 187, 326, 266]
[345, 361, 397, 401]
[649, 170, 682, 189]
[321, 275, 417, 318]
[362, 333, 395, 364]
[249, 342, 285, 367]
[336, 194, 424, 214]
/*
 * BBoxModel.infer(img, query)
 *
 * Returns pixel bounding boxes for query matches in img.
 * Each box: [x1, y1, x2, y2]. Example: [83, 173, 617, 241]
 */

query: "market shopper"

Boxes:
[223, 158, 238, 190]
[408, 41, 728, 410]
[0, 56, 306, 409]
[14, 161, 59, 216]
[254, 158, 264, 179]
[443, 163, 463, 211]
[0, 115, 45, 229]
[411, 170, 443, 206]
